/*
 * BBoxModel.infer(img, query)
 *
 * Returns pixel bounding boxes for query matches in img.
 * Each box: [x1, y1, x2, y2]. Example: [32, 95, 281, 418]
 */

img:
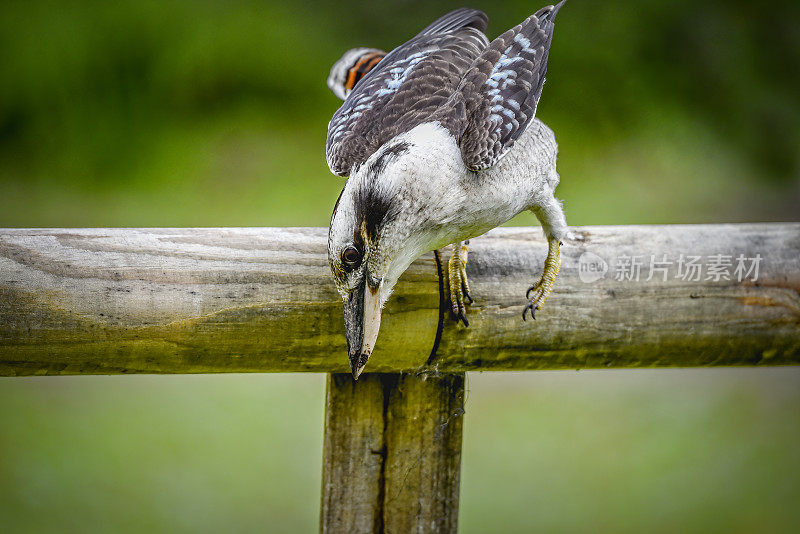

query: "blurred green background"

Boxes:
[0, 0, 798, 532]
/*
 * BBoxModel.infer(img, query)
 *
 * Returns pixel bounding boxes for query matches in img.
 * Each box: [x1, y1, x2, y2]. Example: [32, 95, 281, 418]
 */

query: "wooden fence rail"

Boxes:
[1, 224, 798, 376]
[2, 223, 799, 533]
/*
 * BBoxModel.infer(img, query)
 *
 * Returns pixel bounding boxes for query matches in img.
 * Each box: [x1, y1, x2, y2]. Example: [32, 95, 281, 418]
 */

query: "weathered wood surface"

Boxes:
[320, 374, 387, 532]
[1, 224, 798, 375]
[320, 373, 464, 534]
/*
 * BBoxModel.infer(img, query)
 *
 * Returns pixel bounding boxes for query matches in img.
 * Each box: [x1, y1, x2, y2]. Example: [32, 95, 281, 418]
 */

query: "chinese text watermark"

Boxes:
[578, 252, 762, 283]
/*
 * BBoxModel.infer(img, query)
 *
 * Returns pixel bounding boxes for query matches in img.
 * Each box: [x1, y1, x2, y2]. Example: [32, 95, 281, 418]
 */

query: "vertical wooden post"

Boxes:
[320, 374, 387, 532]
[320, 373, 466, 533]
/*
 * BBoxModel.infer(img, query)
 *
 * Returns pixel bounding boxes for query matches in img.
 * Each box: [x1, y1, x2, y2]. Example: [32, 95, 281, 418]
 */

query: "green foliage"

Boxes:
[1, 370, 798, 532]
[0, 0, 797, 227]
[460, 369, 800, 533]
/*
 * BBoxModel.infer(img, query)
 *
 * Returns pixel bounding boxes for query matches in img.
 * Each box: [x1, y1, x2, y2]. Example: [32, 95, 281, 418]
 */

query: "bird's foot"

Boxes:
[523, 237, 561, 321]
[446, 241, 473, 326]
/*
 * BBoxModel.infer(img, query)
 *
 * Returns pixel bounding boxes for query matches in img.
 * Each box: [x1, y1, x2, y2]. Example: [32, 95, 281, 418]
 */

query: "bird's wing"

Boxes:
[442, 1, 565, 171]
[416, 7, 489, 35]
[326, 8, 489, 176]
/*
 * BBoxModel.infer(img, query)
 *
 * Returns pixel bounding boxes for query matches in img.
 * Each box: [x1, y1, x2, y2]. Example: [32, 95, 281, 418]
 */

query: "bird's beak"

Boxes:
[343, 273, 383, 380]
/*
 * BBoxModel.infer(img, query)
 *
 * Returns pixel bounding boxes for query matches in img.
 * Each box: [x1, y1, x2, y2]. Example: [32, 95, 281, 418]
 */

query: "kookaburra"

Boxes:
[326, 3, 570, 378]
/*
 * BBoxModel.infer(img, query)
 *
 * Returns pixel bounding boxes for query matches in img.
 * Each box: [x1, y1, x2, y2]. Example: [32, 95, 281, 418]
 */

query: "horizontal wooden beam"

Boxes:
[1, 224, 798, 375]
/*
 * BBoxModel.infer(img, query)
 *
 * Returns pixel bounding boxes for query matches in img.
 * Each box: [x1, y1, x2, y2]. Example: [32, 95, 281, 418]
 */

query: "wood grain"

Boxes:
[320, 373, 464, 533]
[320, 374, 387, 533]
[1, 224, 798, 375]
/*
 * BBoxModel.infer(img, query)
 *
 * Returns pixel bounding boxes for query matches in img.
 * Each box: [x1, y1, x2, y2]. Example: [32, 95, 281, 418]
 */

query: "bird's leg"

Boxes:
[523, 198, 568, 321]
[523, 236, 561, 320]
[445, 240, 473, 326]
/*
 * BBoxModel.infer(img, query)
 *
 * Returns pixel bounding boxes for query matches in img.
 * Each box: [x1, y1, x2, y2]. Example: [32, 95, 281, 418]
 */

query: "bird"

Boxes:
[327, 48, 386, 101]
[326, 3, 570, 378]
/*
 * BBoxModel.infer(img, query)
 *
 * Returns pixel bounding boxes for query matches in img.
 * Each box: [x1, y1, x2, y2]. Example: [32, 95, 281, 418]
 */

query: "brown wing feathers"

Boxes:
[325, 9, 490, 176]
[452, 1, 565, 170]
[325, 3, 565, 176]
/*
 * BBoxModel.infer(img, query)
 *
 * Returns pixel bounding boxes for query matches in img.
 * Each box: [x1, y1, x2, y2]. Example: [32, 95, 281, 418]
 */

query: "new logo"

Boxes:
[578, 252, 608, 283]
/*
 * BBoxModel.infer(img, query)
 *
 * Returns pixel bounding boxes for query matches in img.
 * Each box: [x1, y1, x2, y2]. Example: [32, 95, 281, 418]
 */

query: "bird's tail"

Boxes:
[327, 48, 386, 101]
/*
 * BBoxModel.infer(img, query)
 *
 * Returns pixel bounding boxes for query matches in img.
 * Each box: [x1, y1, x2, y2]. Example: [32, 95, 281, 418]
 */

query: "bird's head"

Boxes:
[328, 136, 450, 378]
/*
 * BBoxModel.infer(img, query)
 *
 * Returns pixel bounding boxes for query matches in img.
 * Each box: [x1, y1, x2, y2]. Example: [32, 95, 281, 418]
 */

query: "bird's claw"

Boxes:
[526, 281, 542, 300]
[522, 237, 562, 323]
[523, 284, 547, 321]
[522, 301, 537, 321]
[446, 242, 473, 327]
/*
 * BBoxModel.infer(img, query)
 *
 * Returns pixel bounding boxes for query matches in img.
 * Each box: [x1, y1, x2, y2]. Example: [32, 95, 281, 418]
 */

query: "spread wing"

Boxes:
[325, 8, 489, 176]
[442, 1, 565, 171]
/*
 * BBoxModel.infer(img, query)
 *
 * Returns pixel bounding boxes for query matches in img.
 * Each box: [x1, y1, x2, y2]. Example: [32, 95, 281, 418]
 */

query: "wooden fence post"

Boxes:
[321, 373, 465, 533]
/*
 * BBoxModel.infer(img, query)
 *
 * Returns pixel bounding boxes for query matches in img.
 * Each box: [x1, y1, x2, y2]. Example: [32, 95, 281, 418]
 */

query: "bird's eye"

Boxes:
[342, 246, 361, 268]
